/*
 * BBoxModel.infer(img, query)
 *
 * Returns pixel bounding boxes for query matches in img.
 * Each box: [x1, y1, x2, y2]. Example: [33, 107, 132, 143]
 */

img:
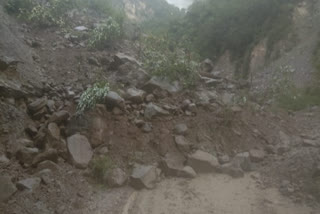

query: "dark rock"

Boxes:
[110, 52, 142, 69]
[105, 168, 127, 187]
[105, 91, 125, 109]
[130, 164, 159, 189]
[187, 150, 220, 173]
[37, 160, 60, 172]
[48, 110, 70, 124]
[88, 56, 100, 66]
[16, 177, 41, 192]
[25, 124, 38, 137]
[0, 176, 17, 202]
[67, 134, 93, 169]
[145, 94, 155, 103]
[144, 103, 169, 119]
[32, 148, 59, 166]
[218, 154, 230, 164]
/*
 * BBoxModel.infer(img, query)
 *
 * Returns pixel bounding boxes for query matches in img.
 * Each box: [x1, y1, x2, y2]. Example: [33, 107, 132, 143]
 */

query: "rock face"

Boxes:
[130, 164, 159, 189]
[187, 150, 220, 173]
[67, 134, 93, 169]
[105, 168, 127, 187]
[0, 176, 17, 202]
[16, 177, 41, 192]
[144, 103, 169, 119]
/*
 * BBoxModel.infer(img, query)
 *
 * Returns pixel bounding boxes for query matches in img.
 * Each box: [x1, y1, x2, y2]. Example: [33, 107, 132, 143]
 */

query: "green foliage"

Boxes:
[5, 0, 35, 14]
[141, 35, 199, 87]
[88, 17, 122, 48]
[268, 65, 320, 111]
[77, 81, 110, 115]
[90, 155, 113, 183]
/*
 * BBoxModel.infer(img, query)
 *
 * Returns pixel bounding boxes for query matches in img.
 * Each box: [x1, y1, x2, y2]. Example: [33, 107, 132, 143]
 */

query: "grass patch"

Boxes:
[276, 86, 320, 111]
[89, 155, 114, 184]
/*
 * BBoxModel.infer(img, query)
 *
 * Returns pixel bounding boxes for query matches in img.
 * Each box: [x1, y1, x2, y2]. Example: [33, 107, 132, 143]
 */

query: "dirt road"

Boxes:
[122, 173, 317, 214]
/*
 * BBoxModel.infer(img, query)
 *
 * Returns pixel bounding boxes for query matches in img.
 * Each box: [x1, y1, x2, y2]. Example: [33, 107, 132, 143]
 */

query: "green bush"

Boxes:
[88, 17, 122, 48]
[141, 35, 199, 87]
[5, 0, 35, 15]
[90, 155, 113, 183]
[77, 81, 110, 115]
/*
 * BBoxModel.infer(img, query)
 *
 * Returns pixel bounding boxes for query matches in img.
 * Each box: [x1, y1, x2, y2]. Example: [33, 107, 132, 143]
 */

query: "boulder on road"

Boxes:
[67, 134, 93, 169]
[187, 150, 220, 173]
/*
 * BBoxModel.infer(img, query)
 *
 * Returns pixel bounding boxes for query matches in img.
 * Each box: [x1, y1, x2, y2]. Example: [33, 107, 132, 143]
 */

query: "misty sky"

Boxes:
[166, 0, 194, 9]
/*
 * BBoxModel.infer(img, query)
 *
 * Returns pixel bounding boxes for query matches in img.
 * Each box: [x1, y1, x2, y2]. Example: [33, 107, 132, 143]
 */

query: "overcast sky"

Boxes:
[166, 0, 194, 9]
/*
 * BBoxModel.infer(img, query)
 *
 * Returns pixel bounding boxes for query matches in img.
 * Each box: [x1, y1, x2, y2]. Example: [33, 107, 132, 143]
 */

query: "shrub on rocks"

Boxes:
[89, 155, 114, 183]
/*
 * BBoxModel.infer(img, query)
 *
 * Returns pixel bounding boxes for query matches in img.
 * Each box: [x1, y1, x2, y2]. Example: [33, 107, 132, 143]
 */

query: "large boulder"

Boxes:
[130, 164, 159, 189]
[0, 176, 17, 202]
[67, 134, 93, 169]
[16, 177, 41, 192]
[105, 91, 125, 109]
[249, 149, 266, 163]
[144, 103, 169, 119]
[187, 150, 220, 173]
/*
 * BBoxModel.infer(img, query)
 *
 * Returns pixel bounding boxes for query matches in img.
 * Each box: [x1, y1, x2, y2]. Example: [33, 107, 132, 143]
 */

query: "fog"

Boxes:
[166, 0, 194, 9]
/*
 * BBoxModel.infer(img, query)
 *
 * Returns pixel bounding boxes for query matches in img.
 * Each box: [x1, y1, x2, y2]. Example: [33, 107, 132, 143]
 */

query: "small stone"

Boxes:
[187, 150, 220, 173]
[126, 88, 146, 104]
[25, 124, 38, 137]
[47, 123, 60, 140]
[105, 168, 127, 187]
[145, 94, 154, 103]
[218, 155, 230, 164]
[232, 152, 252, 172]
[249, 149, 266, 162]
[17, 177, 41, 192]
[130, 164, 159, 189]
[180, 166, 197, 178]
[142, 122, 153, 133]
[144, 103, 169, 119]
[28, 98, 47, 114]
[67, 134, 93, 168]
[37, 160, 60, 172]
[221, 163, 244, 178]
[105, 91, 125, 109]
[74, 26, 88, 31]
[174, 136, 192, 153]
[0, 154, 10, 163]
[32, 148, 59, 166]
[174, 124, 188, 135]
[48, 110, 70, 124]
[16, 147, 39, 166]
[0, 176, 17, 202]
